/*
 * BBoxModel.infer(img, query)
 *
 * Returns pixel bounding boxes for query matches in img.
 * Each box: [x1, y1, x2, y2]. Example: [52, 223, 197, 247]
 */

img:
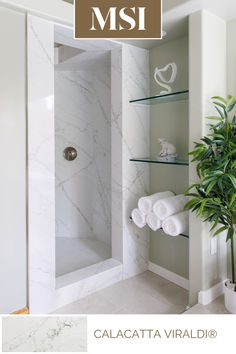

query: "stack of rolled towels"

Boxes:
[131, 191, 189, 237]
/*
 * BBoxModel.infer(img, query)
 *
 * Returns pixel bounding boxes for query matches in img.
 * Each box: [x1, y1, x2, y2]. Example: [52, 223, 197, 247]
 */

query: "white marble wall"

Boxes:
[111, 45, 150, 275]
[28, 14, 56, 313]
[28, 16, 122, 313]
[2, 316, 87, 352]
[122, 45, 150, 278]
[55, 62, 111, 246]
[28, 16, 149, 313]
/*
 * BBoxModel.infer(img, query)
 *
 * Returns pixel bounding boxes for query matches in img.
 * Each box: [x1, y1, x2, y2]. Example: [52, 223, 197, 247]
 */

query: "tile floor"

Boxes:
[53, 271, 189, 314]
[183, 295, 230, 314]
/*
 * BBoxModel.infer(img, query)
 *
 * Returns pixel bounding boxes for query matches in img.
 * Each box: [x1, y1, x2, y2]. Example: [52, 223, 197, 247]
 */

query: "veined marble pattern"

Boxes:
[28, 15, 56, 314]
[28, 15, 150, 313]
[110, 45, 150, 275]
[2, 316, 87, 352]
[122, 45, 150, 278]
[55, 64, 111, 245]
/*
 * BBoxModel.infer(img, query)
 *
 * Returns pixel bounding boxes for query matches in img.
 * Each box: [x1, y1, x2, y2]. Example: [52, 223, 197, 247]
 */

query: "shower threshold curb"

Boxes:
[56, 258, 122, 289]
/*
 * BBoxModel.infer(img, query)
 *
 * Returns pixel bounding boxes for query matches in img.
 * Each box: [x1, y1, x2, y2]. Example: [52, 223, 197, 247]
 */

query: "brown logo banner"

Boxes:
[75, 0, 162, 39]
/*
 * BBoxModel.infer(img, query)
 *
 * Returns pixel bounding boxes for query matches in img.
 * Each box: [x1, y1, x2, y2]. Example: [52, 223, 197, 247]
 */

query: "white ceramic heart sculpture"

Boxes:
[154, 62, 177, 95]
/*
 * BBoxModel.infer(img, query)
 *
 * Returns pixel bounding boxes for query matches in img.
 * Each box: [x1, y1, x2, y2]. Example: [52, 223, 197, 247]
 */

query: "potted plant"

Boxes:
[184, 95, 236, 313]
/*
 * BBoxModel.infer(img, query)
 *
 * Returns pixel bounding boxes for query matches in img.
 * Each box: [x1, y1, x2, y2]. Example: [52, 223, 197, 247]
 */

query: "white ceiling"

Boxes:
[117, 0, 236, 49]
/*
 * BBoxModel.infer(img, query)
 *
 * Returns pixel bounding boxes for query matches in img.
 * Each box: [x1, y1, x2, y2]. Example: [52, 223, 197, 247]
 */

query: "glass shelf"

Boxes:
[129, 217, 189, 238]
[130, 158, 189, 166]
[129, 90, 189, 105]
[160, 228, 189, 239]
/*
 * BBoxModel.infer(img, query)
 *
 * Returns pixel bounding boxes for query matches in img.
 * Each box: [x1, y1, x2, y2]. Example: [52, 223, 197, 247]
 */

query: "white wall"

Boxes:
[226, 18, 236, 279]
[189, 10, 227, 305]
[0, 0, 73, 25]
[0, 6, 27, 313]
[227, 19, 236, 98]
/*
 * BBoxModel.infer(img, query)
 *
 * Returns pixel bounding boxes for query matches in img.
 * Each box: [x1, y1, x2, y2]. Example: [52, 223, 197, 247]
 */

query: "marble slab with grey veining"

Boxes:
[27, 15, 150, 314]
[2, 316, 87, 352]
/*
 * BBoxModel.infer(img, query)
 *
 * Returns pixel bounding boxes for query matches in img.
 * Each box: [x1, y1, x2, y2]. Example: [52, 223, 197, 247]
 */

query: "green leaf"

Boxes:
[217, 180, 224, 193]
[215, 105, 225, 120]
[210, 218, 219, 232]
[202, 175, 218, 183]
[227, 174, 236, 188]
[184, 184, 200, 195]
[212, 96, 227, 105]
[205, 116, 223, 121]
[214, 101, 226, 110]
[229, 193, 236, 207]
[210, 170, 224, 176]
[201, 137, 213, 145]
[226, 228, 234, 242]
[184, 198, 201, 210]
[196, 164, 202, 178]
[213, 225, 228, 236]
[199, 199, 210, 214]
[228, 94, 233, 101]
[205, 180, 217, 195]
[232, 211, 236, 224]
[212, 133, 225, 139]
[227, 99, 236, 112]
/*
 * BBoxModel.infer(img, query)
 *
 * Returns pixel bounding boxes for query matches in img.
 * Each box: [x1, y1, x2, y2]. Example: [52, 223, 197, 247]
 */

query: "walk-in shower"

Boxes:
[28, 16, 150, 313]
[54, 42, 112, 277]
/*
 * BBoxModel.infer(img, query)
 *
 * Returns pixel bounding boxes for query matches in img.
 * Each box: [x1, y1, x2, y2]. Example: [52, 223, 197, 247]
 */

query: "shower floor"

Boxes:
[56, 237, 111, 277]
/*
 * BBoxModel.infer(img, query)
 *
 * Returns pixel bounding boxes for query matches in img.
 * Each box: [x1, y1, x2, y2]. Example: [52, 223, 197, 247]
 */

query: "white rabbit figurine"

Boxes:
[158, 138, 177, 157]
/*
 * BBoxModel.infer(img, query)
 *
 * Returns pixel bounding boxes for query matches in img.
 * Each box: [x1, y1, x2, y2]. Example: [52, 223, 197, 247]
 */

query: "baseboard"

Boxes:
[198, 280, 226, 305]
[148, 262, 189, 290]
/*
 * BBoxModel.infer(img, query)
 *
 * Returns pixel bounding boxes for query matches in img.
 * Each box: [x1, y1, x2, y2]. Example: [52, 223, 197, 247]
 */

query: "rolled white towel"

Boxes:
[146, 212, 162, 231]
[131, 208, 146, 228]
[153, 194, 188, 220]
[162, 211, 189, 237]
[138, 191, 174, 215]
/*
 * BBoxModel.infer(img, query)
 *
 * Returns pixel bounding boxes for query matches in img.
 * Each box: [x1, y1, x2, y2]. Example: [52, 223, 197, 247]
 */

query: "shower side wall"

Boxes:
[122, 45, 150, 278]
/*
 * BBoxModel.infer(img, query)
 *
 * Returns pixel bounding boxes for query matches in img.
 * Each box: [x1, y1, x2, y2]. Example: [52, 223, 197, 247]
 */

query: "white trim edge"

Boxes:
[198, 280, 227, 305]
[148, 262, 189, 290]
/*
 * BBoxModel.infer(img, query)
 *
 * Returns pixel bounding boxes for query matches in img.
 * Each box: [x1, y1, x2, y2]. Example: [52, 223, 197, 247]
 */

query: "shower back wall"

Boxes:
[55, 55, 111, 246]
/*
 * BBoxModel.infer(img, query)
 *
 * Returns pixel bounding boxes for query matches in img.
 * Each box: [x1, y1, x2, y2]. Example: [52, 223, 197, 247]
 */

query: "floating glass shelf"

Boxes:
[130, 158, 189, 166]
[160, 228, 189, 239]
[129, 217, 189, 238]
[129, 90, 189, 105]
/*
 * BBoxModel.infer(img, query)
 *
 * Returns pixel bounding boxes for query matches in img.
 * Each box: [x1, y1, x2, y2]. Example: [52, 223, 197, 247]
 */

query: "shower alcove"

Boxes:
[54, 43, 112, 277]
[28, 15, 150, 313]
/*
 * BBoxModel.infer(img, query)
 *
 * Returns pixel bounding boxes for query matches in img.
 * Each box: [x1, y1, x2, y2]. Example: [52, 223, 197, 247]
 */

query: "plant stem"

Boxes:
[231, 232, 235, 286]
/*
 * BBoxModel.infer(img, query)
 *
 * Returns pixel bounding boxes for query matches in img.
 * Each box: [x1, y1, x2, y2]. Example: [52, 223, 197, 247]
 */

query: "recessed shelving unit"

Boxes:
[129, 89, 189, 239]
[130, 90, 189, 167]
[129, 90, 189, 105]
[130, 158, 189, 166]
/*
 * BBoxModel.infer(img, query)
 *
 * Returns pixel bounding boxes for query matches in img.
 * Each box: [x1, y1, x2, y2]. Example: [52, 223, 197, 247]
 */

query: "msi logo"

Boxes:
[75, 0, 161, 39]
[90, 7, 146, 31]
